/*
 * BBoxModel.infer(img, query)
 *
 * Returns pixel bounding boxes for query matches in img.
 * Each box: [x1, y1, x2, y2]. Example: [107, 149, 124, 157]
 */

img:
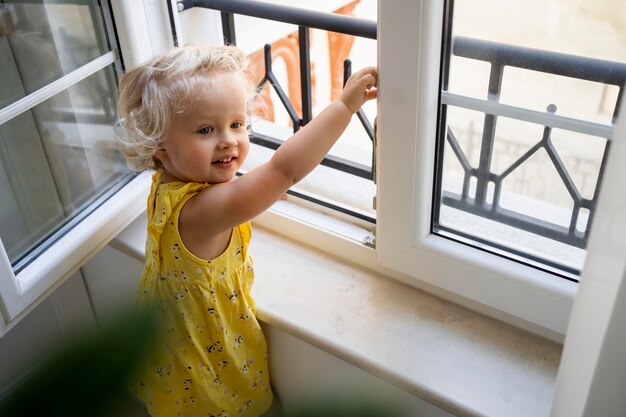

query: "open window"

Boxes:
[377, 0, 625, 337]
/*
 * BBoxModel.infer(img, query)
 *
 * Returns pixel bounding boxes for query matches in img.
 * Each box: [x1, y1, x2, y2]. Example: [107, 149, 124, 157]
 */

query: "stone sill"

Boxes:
[114, 214, 561, 417]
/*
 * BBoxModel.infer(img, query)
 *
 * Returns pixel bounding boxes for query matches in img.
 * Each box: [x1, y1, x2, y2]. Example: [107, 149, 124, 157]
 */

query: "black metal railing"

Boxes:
[435, 36, 626, 268]
[173, 0, 626, 264]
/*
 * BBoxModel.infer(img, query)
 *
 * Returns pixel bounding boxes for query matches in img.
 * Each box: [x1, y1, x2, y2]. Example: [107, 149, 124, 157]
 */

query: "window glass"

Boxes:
[0, 1, 110, 108]
[0, 65, 132, 267]
[435, 0, 626, 276]
[0, 1, 132, 271]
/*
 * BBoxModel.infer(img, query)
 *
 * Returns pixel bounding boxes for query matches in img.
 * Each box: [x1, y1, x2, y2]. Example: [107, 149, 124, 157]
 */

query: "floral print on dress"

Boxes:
[131, 171, 273, 417]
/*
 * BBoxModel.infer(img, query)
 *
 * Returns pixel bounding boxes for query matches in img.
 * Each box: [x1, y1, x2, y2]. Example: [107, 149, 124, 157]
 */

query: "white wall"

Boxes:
[265, 325, 454, 417]
[0, 270, 96, 391]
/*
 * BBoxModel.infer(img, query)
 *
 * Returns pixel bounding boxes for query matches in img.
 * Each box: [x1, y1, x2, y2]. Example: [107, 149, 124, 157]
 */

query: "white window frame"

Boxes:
[0, 0, 169, 335]
[549, 103, 626, 417]
[375, 0, 579, 338]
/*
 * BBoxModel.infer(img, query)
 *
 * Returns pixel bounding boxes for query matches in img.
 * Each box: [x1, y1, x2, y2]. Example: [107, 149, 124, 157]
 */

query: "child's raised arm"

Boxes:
[269, 66, 378, 185]
[181, 66, 377, 253]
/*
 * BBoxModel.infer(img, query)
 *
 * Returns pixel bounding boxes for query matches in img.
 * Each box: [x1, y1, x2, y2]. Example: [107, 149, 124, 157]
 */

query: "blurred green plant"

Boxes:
[0, 307, 401, 417]
[0, 308, 160, 417]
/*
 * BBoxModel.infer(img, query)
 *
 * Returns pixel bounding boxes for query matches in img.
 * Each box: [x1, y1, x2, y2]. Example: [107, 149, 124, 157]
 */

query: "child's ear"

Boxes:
[155, 148, 168, 162]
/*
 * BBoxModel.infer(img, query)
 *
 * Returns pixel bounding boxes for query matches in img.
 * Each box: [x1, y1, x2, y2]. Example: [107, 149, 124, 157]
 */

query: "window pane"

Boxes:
[0, 0, 109, 108]
[434, 0, 626, 276]
[0, 65, 133, 266]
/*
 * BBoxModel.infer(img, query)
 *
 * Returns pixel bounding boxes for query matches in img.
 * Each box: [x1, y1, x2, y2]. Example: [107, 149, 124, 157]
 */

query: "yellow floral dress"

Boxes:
[133, 171, 273, 417]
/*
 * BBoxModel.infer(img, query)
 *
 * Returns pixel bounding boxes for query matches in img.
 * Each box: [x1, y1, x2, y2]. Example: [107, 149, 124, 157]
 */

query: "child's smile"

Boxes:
[156, 72, 250, 184]
[212, 155, 237, 169]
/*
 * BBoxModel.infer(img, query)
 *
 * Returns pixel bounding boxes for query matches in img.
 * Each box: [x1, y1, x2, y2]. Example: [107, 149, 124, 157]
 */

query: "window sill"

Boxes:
[251, 226, 561, 417]
[114, 202, 562, 417]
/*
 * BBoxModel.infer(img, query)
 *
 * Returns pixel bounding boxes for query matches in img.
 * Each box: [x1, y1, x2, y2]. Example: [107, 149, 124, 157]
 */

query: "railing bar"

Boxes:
[446, 128, 473, 172]
[256, 45, 302, 130]
[476, 116, 497, 202]
[343, 59, 352, 85]
[493, 204, 583, 246]
[446, 128, 475, 201]
[320, 155, 372, 180]
[498, 139, 543, 179]
[251, 131, 372, 179]
[613, 87, 624, 124]
[221, 11, 236, 45]
[544, 137, 583, 202]
[264, 71, 301, 131]
[569, 204, 582, 237]
[443, 192, 572, 240]
[441, 91, 615, 139]
[263, 43, 272, 72]
[343, 59, 374, 141]
[167, 0, 179, 47]
[492, 178, 503, 209]
[442, 194, 586, 248]
[453, 37, 626, 85]
[298, 26, 313, 125]
[584, 141, 611, 236]
[356, 109, 374, 142]
[179, 0, 377, 39]
[474, 63, 503, 205]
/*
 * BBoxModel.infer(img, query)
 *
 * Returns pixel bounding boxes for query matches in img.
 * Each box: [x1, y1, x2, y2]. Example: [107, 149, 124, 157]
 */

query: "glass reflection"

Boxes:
[0, 65, 132, 265]
[0, 0, 108, 108]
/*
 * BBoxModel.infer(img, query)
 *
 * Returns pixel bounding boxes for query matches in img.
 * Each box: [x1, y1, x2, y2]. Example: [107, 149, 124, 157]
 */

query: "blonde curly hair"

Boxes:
[116, 45, 255, 171]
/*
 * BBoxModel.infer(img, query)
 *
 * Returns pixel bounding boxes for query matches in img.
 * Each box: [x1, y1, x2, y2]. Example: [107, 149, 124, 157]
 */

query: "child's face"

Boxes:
[156, 72, 250, 184]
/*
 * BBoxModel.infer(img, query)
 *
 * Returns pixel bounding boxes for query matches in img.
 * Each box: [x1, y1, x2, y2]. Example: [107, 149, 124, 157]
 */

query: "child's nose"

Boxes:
[217, 132, 237, 149]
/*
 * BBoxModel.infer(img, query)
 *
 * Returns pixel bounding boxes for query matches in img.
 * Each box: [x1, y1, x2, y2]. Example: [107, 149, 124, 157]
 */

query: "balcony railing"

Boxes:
[437, 36, 626, 260]
[172, 0, 626, 263]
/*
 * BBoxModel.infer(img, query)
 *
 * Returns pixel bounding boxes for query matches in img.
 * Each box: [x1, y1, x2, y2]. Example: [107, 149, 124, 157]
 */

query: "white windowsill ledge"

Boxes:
[114, 205, 562, 417]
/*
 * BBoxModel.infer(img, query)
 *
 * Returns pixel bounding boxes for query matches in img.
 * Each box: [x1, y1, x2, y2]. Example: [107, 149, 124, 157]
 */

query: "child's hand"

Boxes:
[340, 66, 378, 113]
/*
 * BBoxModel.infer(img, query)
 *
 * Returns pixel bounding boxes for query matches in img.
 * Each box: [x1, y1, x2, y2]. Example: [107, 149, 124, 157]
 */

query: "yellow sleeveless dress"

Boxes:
[133, 171, 273, 417]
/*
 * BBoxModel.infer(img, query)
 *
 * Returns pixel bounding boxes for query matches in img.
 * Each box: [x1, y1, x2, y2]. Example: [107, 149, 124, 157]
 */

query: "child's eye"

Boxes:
[198, 127, 213, 134]
[231, 122, 244, 129]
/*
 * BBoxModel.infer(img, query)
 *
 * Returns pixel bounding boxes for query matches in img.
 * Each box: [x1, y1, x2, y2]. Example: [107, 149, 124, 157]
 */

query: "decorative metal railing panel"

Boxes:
[436, 36, 626, 253]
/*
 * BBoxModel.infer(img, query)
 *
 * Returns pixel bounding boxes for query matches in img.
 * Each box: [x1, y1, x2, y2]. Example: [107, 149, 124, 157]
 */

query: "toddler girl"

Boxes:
[116, 44, 377, 417]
